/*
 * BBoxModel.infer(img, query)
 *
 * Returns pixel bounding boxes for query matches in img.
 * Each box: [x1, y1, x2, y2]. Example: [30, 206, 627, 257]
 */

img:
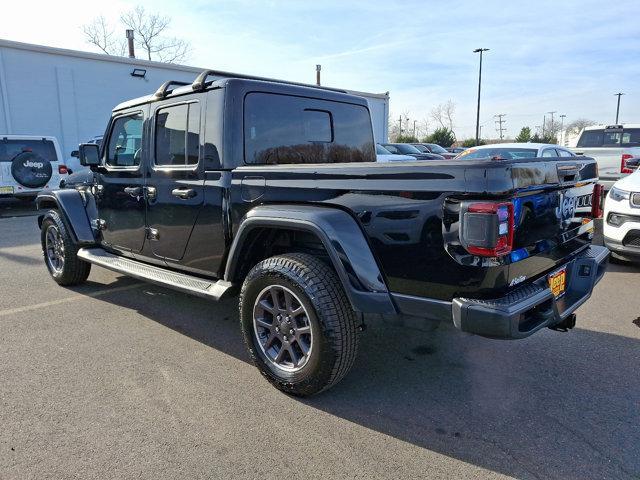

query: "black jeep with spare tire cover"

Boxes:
[36, 70, 608, 396]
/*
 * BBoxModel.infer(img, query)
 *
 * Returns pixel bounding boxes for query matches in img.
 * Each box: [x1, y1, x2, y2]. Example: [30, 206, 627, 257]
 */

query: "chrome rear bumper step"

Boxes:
[77, 247, 233, 301]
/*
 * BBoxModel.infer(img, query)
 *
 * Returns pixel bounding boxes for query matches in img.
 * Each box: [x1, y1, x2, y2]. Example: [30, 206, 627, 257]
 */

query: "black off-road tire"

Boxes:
[40, 210, 91, 286]
[239, 253, 359, 396]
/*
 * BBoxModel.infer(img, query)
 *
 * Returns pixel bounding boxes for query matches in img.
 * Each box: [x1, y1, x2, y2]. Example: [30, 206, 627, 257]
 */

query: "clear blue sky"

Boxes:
[4, 0, 639, 139]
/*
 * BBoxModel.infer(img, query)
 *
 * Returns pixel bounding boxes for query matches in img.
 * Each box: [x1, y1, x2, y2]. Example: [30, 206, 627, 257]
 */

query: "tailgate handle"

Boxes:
[557, 164, 579, 182]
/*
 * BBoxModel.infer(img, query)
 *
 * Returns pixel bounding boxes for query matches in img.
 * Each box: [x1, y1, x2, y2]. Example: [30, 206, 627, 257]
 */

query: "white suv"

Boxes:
[603, 158, 640, 263]
[0, 135, 68, 199]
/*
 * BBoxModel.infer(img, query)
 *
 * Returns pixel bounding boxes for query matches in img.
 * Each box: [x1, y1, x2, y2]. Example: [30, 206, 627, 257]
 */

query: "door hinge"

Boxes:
[92, 218, 107, 231]
[146, 227, 159, 241]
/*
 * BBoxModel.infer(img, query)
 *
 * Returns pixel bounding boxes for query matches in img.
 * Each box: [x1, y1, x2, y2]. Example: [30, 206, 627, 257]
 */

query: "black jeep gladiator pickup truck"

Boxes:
[36, 70, 608, 396]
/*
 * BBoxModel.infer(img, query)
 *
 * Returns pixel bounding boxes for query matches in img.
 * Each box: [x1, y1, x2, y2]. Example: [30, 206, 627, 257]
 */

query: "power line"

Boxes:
[494, 114, 506, 140]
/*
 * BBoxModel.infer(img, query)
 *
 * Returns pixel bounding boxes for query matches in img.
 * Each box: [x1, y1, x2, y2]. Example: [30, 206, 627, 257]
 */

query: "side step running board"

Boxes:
[77, 247, 234, 301]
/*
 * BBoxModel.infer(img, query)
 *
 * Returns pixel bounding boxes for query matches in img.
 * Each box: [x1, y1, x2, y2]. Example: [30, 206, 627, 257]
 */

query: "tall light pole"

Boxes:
[614, 92, 624, 124]
[316, 65, 321, 86]
[473, 48, 489, 146]
[559, 114, 566, 145]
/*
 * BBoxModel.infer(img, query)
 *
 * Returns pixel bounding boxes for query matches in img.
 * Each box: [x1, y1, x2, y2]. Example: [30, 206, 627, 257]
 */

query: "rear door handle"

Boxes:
[171, 188, 197, 199]
[124, 186, 142, 198]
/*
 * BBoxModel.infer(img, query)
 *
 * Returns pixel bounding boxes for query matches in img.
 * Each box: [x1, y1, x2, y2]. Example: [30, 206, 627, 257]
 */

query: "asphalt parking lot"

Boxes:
[1, 198, 639, 480]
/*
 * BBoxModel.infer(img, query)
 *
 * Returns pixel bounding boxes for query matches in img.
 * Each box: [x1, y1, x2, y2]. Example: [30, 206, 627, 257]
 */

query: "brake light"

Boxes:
[591, 184, 603, 218]
[621, 154, 634, 174]
[460, 201, 514, 257]
[58, 164, 68, 175]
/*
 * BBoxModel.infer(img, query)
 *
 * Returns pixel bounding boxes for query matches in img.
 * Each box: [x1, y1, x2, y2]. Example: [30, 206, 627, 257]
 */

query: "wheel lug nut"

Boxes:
[275, 327, 280, 332]
[289, 329, 294, 334]
[283, 335, 288, 341]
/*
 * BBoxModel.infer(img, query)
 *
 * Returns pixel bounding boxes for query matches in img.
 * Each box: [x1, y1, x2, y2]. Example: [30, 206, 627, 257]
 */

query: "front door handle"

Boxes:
[171, 188, 197, 199]
[124, 186, 142, 198]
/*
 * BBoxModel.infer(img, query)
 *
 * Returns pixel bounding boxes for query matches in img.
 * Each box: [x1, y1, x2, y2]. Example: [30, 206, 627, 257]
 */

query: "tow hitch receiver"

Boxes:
[549, 313, 577, 332]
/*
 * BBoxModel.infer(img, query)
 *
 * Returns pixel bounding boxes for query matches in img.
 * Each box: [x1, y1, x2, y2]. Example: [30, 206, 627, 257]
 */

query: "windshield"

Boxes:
[577, 128, 640, 148]
[393, 144, 421, 154]
[426, 143, 448, 154]
[457, 147, 538, 160]
[376, 144, 391, 154]
[412, 144, 429, 153]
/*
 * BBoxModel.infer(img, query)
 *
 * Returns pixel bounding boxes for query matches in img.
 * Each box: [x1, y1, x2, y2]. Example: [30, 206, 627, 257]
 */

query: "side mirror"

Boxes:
[79, 143, 100, 167]
[70, 150, 79, 158]
[626, 157, 639, 171]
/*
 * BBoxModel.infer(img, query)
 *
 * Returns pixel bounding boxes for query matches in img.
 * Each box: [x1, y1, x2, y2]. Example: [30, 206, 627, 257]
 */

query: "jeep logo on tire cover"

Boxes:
[23, 160, 44, 169]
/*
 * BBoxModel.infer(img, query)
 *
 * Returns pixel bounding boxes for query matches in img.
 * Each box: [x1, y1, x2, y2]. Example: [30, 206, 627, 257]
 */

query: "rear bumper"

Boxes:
[452, 245, 609, 339]
[392, 245, 609, 339]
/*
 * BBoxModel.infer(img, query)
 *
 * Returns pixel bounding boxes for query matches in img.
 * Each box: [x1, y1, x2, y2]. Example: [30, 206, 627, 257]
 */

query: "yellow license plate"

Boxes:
[548, 267, 567, 298]
[0, 186, 14, 195]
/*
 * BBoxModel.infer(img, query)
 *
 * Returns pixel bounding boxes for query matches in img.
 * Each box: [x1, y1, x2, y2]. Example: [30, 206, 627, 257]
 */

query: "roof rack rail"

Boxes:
[191, 69, 348, 94]
[154, 80, 191, 99]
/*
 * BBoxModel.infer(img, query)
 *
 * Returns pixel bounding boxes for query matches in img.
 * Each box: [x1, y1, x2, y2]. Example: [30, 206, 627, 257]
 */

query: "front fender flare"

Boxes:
[35, 189, 97, 245]
[225, 204, 396, 315]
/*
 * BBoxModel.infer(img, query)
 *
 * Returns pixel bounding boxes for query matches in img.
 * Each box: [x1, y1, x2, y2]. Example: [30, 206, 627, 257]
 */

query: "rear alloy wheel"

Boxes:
[240, 253, 359, 396]
[253, 284, 314, 372]
[40, 210, 91, 286]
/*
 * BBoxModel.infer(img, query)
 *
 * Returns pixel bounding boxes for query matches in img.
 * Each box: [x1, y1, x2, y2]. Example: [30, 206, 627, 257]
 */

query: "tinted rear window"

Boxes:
[0, 139, 57, 162]
[577, 128, 640, 148]
[458, 147, 538, 160]
[244, 92, 375, 164]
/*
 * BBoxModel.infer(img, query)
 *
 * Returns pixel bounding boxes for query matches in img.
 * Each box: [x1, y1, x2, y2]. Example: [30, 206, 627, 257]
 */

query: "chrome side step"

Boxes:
[77, 247, 233, 301]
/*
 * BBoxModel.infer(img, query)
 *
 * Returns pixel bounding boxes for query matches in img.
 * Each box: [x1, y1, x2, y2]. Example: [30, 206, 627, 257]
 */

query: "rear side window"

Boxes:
[155, 103, 200, 166]
[244, 92, 375, 164]
[0, 139, 57, 163]
[107, 113, 143, 167]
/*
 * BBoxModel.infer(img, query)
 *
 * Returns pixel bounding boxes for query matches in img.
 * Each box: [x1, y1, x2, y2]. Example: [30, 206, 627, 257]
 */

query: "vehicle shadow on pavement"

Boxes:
[76, 276, 640, 480]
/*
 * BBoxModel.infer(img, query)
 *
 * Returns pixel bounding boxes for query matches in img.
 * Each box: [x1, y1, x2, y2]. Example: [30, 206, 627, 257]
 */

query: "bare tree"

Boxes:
[565, 118, 596, 137]
[82, 15, 126, 56]
[430, 100, 456, 131]
[120, 6, 190, 63]
[82, 6, 190, 63]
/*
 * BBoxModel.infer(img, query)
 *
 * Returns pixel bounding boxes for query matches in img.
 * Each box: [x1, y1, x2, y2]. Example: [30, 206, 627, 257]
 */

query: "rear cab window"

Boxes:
[243, 92, 375, 164]
[577, 127, 640, 148]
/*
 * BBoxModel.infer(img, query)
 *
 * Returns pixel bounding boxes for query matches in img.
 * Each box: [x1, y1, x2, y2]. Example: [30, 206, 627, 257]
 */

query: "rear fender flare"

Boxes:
[225, 204, 396, 314]
[35, 189, 97, 245]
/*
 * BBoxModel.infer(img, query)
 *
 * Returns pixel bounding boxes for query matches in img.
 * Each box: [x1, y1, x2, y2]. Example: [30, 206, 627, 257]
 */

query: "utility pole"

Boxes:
[547, 111, 556, 138]
[494, 114, 506, 140]
[542, 115, 546, 137]
[316, 65, 321, 86]
[559, 114, 566, 145]
[473, 48, 489, 146]
[413, 120, 416, 138]
[614, 92, 624, 124]
[398, 115, 403, 136]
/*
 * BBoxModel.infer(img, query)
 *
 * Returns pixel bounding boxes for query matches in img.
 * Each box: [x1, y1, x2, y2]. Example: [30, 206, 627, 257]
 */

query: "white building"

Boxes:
[0, 38, 389, 170]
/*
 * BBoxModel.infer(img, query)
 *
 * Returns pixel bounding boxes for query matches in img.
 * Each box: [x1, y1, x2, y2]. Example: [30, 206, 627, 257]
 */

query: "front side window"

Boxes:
[155, 103, 200, 166]
[107, 113, 143, 167]
[244, 93, 374, 164]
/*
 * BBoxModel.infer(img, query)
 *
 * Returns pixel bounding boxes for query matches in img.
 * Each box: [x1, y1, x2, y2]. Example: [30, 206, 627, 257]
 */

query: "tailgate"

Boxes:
[573, 147, 622, 181]
[508, 158, 598, 286]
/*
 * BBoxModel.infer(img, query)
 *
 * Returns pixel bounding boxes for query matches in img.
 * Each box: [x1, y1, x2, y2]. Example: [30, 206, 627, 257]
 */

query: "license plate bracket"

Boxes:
[548, 266, 567, 299]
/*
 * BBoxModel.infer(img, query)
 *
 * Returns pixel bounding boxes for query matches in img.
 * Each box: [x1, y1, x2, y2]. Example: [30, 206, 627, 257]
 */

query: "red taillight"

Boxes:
[621, 154, 634, 174]
[58, 164, 68, 175]
[591, 184, 603, 218]
[460, 201, 514, 257]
